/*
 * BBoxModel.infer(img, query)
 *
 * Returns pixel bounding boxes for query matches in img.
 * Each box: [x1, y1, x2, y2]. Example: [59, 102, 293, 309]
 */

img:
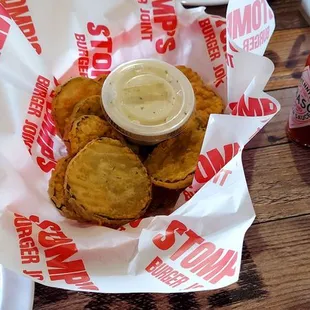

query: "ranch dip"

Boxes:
[102, 59, 195, 144]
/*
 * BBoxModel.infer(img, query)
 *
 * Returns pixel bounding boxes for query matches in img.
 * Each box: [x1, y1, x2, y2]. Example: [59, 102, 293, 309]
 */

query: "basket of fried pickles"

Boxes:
[48, 59, 224, 228]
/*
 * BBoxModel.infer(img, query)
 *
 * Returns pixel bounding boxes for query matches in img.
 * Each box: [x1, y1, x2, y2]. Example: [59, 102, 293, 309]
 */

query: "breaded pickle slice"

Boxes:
[52, 77, 101, 137]
[144, 121, 205, 190]
[67, 115, 125, 155]
[176, 65, 224, 127]
[95, 74, 108, 85]
[63, 95, 104, 140]
[48, 157, 82, 220]
[65, 138, 152, 227]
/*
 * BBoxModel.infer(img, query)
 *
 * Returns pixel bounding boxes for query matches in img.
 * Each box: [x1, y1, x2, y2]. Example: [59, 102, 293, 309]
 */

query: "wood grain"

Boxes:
[268, 0, 309, 30]
[202, 215, 310, 309]
[33, 215, 310, 310]
[265, 27, 310, 91]
[193, 0, 309, 30]
[246, 87, 295, 149]
[238, 215, 310, 309]
[243, 142, 310, 223]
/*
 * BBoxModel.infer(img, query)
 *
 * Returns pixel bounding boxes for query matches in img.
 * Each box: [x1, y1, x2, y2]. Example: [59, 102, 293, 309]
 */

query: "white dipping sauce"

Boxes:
[102, 59, 195, 145]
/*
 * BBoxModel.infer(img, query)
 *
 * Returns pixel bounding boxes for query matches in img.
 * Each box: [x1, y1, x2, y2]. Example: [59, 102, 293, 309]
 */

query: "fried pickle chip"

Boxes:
[48, 157, 70, 210]
[71, 95, 104, 119]
[144, 121, 205, 189]
[63, 95, 104, 141]
[65, 138, 152, 227]
[48, 157, 82, 220]
[52, 77, 102, 137]
[95, 74, 108, 85]
[67, 115, 125, 155]
[176, 65, 224, 127]
[176, 65, 205, 87]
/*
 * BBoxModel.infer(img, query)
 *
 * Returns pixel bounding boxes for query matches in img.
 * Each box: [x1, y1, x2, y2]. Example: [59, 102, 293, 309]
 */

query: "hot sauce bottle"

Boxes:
[286, 54, 310, 147]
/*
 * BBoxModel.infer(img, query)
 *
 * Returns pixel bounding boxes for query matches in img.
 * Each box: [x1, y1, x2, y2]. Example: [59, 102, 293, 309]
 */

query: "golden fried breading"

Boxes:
[95, 74, 108, 85]
[52, 77, 102, 137]
[71, 95, 104, 119]
[67, 115, 125, 155]
[65, 138, 152, 227]
[194, 85, 223, 127]
[176, 65, 205, 87]
[144, 121, 205, 189]
[63, 95, 104, 141]
[48, 157, 70, 210]
[176, 65, 224, 127]
[48, 157, 82, 220]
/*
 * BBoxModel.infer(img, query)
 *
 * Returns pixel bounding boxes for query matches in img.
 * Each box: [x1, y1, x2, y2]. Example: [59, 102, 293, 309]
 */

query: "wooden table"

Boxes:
[33, 1, 310, 309]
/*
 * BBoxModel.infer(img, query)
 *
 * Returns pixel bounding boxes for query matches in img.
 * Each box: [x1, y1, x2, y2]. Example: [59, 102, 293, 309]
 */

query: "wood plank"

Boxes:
[202, 215, 310, 309]
[246, 87, 295, 149]
[268, 0, 309, 30]
[265, 27, 310, 91]
[243, 142, 310, 223]
[186, 0, 309, 30]
[33, 215, 310, 309]
[201, 5, 226, 18]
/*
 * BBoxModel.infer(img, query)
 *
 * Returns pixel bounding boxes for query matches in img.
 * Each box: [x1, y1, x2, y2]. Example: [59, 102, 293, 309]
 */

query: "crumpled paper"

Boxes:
[0, 0, 279, 293]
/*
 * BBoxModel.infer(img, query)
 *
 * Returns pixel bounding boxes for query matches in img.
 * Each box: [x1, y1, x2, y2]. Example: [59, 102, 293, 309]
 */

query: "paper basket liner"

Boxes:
[0, 0, 279, 293]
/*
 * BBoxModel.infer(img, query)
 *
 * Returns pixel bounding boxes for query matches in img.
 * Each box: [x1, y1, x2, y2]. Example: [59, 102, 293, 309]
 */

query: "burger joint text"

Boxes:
[13, 213, 99, 291]
[22, 75, 56, 173]
[147, 220, 238, 287]
[138, 0, 177, 54]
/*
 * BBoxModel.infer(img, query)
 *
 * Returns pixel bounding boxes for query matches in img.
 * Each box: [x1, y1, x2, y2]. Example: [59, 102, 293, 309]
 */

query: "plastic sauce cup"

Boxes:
[101, 59, 195, 145]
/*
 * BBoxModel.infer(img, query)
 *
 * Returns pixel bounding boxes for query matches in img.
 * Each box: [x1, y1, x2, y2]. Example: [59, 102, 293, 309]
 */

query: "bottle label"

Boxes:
[289, 66, 310, 128]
